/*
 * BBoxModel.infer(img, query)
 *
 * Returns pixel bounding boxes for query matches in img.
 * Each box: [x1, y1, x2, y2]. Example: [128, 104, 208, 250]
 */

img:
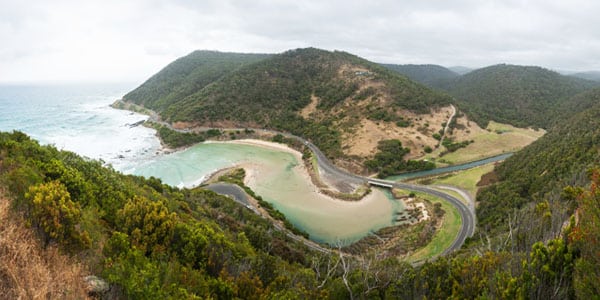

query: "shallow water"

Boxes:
[133, 142, 404, 245]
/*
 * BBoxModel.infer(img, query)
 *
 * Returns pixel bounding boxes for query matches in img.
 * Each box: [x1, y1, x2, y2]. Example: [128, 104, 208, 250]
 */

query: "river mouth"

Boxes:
[132, 140, 404, 246]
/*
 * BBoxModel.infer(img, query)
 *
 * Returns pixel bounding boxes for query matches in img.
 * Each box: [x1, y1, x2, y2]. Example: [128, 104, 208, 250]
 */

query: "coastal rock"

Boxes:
[84, 275, 109, 295]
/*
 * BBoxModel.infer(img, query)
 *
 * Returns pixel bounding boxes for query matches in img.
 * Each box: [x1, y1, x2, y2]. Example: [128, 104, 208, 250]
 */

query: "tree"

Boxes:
[25, 180, 89, 247]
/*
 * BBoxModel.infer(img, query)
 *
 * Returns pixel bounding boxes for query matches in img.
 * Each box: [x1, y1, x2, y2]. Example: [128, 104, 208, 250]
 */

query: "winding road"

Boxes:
[281, 134, 475, 255]
[134, 103, 476, 256]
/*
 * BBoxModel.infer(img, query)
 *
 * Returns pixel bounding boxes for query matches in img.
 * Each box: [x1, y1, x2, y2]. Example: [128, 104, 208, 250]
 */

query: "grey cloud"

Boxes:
[1, 0, 600, 83]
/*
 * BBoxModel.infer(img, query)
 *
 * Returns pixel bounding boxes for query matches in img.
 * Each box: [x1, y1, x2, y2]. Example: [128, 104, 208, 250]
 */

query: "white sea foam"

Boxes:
[0, 84, 161, 172]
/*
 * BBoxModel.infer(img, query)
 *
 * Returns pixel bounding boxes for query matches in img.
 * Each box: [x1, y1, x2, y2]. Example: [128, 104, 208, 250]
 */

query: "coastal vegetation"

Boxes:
[365, 139, 435, 177]
[149, 122, 222, 148]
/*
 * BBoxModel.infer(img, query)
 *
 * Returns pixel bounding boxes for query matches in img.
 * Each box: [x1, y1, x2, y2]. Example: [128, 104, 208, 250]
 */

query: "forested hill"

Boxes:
[124, 48, 454, 160]
[476, 88, 600, 240]
[123, 50, 270, 111]
[381, 63, 459, 89]
[446, 64, 597, 128]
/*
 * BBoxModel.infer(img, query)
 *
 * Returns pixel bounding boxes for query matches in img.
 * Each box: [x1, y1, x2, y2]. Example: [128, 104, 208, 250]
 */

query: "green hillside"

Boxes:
[123, 50, 270, 111]
[381, 63, 459, 89]
[124, 48, 454, 160]
[447, 64, 597, 128]
[476, 89, 600, 241]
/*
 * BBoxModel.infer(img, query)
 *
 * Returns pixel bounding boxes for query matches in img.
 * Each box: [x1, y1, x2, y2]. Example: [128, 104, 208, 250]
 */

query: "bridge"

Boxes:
[367, 180, 393, 189]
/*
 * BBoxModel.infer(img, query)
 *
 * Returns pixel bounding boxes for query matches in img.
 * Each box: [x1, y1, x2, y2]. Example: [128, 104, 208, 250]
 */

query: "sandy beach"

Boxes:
[224, 139, 388, 209]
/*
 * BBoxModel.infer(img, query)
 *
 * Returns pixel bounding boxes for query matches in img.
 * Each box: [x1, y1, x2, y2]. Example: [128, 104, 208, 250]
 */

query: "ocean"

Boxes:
[0, 84, 161, 172]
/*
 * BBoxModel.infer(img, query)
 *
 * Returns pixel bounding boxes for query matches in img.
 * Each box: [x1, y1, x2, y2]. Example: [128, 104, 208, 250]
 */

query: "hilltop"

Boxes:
[445, 64, 597, 128]
[124, 50, 270, 111]
[381, 63, 459, 90]
[124, 48, 459, 173]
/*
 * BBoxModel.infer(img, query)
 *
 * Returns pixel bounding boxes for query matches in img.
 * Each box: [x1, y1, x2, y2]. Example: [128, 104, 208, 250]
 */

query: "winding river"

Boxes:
[387, 153, 512, 181]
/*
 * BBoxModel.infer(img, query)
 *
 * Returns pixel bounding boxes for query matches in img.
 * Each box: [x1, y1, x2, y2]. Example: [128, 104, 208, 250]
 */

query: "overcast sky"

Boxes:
[1, 0, 599, 84]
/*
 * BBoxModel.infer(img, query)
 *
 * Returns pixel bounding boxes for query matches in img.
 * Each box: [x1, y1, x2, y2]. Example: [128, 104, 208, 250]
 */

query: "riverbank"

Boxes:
[209, 139, 379, 209]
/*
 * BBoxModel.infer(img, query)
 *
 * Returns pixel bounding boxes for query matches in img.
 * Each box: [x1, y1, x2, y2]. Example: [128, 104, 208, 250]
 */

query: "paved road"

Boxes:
[136, 105, 475, 255]
[205, 183, 251, 206]
[278, 133, 475, 255]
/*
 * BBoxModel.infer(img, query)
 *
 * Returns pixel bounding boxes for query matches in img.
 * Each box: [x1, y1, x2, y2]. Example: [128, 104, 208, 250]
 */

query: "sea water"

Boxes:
[0, 84, 161, 171]
[0, 84, 401, 245]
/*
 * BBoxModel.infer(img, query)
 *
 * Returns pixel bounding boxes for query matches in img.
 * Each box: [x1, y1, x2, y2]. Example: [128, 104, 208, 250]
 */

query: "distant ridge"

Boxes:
[381, 63, 459, 90]
[570, 70, 600, 82]
[448, 66, 473, 75]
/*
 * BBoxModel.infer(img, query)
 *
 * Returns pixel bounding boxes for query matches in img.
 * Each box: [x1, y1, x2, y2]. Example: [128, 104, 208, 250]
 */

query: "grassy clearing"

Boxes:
[390, 189, 462, 262]
[426, 164, 495, 198]
[424, 121, 544, 165]
[441, 121, 544, 164]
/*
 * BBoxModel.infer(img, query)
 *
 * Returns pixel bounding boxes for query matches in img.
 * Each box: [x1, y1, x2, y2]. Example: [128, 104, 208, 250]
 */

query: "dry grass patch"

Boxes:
[0, 191, 90, 299]
[422, 116, 545, 165]
[342, 105, 454, 159]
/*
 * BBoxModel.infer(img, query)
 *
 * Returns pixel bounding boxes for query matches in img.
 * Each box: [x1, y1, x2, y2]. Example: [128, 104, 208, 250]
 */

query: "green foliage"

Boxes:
[25, 180, 90, 248]
[117, 195, 177, 254]
[440, 138, 472, 154]
[365, 139, 435, 177]
[447, 64, 597, 128]
[150, 123, 222, 148]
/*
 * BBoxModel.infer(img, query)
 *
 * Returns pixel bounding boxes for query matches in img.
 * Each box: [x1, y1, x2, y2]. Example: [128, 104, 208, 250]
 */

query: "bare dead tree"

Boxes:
[311, 252, 340, 289]
[336, 242, 354, 300]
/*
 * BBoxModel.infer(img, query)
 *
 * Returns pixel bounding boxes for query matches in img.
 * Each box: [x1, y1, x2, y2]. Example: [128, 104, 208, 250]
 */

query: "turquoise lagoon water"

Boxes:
[133, 142, 403, 245]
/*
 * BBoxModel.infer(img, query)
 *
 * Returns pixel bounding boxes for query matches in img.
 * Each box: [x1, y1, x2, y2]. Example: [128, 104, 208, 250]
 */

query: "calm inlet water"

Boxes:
[1, 84, 403, 245]
[134, 142, 404, 245]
